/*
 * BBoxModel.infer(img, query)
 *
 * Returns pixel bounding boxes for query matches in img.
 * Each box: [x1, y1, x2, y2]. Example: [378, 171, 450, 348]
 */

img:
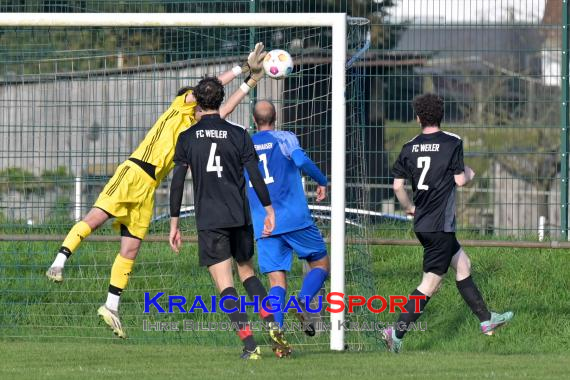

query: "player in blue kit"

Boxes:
[245, 100, 329, 342]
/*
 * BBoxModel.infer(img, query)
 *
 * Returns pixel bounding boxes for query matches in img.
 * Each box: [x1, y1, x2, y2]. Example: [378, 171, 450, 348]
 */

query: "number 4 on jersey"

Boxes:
[417, 156, 430, 190]
[207, 143, 223, 178]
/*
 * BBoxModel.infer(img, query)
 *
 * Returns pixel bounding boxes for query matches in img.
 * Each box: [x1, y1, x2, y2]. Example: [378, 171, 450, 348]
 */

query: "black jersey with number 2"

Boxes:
[173, 114, 259, 230]
[392, 131, 464, 233]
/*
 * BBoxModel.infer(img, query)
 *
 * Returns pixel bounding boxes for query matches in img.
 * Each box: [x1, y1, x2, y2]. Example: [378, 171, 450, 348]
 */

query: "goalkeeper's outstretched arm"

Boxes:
[217, 65, 244, 86]
[184, 42, 267, 119]
[218, 41, 265, 85]
[182, 65, 242, 104]
[220, 42, 266, 119]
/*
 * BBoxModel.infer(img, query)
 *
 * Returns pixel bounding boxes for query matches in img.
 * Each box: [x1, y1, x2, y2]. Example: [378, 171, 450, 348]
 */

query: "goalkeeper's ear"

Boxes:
[185, 92, 196, 104]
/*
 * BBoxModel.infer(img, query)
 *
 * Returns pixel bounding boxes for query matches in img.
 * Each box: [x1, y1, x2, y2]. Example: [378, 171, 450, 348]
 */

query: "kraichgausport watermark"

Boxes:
[143, 292, 428, 314]
[142, 319, 427, 333]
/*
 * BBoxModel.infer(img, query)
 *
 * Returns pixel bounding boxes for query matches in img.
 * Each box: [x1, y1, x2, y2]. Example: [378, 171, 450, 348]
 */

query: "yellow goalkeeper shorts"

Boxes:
[94, 160, 157, 240]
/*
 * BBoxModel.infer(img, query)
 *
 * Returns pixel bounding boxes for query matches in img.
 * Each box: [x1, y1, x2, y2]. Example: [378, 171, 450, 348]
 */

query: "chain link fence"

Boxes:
[0, 0, 566, 241]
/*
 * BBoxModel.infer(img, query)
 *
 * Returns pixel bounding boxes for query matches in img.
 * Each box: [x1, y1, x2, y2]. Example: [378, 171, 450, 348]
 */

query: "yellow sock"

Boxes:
[61, 220, 92, 254]
[109, 254, 135, 292]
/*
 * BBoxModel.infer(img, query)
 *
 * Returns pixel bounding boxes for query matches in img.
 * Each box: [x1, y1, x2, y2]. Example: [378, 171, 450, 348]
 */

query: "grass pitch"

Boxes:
[1, 240, 569, 378]
[1, 341, 568, 380]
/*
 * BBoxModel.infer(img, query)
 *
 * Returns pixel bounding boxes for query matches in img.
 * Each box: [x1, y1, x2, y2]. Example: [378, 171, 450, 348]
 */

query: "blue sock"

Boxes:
[268, 286, 286, 328]
[298, 268, 328, 304]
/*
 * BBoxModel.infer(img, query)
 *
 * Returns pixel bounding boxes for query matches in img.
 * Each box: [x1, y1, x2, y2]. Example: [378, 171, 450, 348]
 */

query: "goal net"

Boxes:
[0, 13, 375, 350]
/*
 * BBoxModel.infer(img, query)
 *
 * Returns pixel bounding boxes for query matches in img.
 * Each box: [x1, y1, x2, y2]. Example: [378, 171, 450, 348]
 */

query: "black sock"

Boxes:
[59, 247, 72, 258]
[221, 287, 257, 351]
[395, 289, 430, 339]
[242, 276, 276, 324]
[456, 276, 491, 322]
[108, 284, 123, 296]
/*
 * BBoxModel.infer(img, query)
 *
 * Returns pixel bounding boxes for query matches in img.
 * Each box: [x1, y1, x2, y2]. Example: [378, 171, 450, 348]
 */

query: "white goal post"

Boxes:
[0, 12, 347, 351]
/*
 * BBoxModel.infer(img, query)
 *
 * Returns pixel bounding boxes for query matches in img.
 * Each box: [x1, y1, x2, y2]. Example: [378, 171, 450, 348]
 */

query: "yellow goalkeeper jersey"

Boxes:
[130, 90, 197, 184]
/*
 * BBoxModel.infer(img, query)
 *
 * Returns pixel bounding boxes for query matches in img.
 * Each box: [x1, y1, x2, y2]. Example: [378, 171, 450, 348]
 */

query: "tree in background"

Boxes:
[264, 0, 399, 49]
[0, 0, 165, 75]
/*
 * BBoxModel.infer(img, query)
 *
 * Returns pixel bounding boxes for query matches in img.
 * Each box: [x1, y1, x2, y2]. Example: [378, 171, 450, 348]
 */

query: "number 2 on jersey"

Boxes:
[417, 156, 430, 190]
[207, 143, 223, 177]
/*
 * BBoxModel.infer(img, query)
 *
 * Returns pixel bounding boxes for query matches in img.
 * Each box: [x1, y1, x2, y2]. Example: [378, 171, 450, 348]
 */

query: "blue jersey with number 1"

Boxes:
[245, 130, 317, 240]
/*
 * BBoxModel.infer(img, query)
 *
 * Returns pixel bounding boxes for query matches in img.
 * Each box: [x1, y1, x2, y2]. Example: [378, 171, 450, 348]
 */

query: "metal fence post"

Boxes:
[249, 0, 257, 131]
[561, 0, 569, 240]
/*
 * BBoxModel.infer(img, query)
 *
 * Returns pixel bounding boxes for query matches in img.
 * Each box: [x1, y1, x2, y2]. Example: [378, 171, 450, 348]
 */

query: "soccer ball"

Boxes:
[263, 49, 293, 79]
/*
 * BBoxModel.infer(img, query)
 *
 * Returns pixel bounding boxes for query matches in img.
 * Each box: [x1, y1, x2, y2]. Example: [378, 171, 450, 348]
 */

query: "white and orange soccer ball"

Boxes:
[263, 49, 293, 79]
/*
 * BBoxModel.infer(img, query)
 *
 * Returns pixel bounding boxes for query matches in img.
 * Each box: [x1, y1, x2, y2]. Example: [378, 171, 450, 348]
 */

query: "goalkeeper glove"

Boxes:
[244, 42, 267, 88]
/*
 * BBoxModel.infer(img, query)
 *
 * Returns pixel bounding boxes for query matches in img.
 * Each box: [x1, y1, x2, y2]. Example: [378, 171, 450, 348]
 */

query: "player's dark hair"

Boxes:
[193, 77, 224, 111]
[412, 93, 444, 128]
[176, 86, 193, 97]
[253, 100, 276, 126]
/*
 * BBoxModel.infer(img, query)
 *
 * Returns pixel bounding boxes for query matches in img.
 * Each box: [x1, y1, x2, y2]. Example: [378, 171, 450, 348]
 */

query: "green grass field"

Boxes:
[1, 342, 569, 379]
[1, 240, 569, 378]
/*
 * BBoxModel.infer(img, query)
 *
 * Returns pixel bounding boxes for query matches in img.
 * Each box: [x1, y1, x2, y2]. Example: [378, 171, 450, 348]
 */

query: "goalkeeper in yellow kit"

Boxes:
[46, 43, 268, 339]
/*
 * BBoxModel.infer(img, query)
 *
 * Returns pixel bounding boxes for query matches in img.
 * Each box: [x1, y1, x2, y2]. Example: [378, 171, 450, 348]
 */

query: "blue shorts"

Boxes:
[257, 224, 328, 274]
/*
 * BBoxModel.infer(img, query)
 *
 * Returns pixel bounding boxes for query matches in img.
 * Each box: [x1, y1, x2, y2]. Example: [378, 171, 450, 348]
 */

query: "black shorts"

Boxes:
[415, 232, 461, 276]
[197, 224, 254, 267]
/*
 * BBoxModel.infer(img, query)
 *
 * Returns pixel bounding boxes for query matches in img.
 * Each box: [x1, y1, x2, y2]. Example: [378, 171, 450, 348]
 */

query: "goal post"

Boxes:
[0, 12, 347, 351]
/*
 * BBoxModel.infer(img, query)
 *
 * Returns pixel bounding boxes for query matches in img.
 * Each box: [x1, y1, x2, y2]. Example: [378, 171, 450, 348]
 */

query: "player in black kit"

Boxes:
[382, 94, 513, 353]
[169, 77, 290, 359]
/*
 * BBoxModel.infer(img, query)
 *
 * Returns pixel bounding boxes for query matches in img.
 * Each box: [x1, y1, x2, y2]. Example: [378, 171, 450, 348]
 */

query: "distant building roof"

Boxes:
[395, 26, 543, 73]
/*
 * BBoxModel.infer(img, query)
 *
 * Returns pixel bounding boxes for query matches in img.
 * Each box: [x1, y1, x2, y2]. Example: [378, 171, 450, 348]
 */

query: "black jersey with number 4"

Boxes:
[392, 131, 464, 232]
[173, 114, 258, 230]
